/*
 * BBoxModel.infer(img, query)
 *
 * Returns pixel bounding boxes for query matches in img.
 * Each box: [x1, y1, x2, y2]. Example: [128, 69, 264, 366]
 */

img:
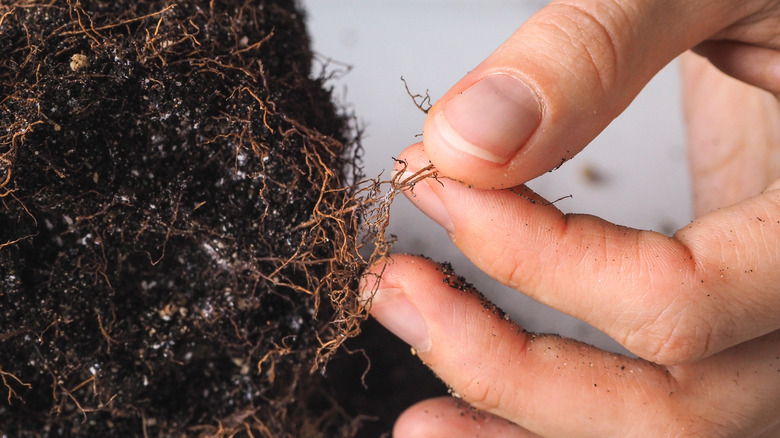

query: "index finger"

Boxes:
[396, 143, 780, 365]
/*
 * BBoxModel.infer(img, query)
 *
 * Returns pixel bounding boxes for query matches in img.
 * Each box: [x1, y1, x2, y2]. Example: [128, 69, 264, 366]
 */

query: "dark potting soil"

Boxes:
[0, 1, 452, 436]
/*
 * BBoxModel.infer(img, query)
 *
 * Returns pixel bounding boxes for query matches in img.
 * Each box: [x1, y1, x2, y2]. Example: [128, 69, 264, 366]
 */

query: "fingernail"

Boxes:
[366, 287, 432, 353]
[394, 171, 454, 233]
[435, 74, 541, 164]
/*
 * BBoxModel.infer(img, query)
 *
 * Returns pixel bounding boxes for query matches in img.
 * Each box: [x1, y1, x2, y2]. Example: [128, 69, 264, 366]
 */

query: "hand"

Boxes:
[360, 0, 780, 436]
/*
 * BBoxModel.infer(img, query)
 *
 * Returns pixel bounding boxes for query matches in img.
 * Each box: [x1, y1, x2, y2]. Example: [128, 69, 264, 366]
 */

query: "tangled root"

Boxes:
[0, 1, 436, 436]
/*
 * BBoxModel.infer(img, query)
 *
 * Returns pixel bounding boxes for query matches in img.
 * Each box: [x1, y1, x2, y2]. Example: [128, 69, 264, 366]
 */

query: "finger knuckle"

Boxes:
[502, 253, 544, 294]
[625, 310, 714, 365]
[460, 372, 509, 415]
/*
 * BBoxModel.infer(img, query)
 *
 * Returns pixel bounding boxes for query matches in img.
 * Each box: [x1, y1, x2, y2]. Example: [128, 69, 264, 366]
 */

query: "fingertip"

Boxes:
[357, 257, 385, 305]
[359, 254, 511, 358]
[394, 142, 430, 172]
[359, 255, 436, 354]
[394, 397, 537, 438]
[423, 72, 542, 166]
[422, 100, 528, 190]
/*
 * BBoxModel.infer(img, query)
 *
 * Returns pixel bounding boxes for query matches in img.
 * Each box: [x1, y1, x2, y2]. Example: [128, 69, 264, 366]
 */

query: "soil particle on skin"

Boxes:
[0, 1, 370, 436]
[438, 261, 508, 320]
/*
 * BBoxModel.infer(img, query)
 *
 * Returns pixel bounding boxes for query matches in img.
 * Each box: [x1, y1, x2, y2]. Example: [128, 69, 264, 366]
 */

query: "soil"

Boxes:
[0, 1, 448, 435]
[1, 0, 384, 436]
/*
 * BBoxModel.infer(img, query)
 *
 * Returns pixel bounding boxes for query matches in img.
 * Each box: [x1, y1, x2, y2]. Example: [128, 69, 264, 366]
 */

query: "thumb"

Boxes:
[422, 0, 760, 188]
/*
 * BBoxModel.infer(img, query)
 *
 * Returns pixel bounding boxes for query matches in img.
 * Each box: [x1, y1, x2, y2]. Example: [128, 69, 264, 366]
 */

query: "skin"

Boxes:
[360, 0, 780, 436]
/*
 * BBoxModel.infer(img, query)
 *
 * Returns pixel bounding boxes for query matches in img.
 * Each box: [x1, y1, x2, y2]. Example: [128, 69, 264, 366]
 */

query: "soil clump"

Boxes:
[0, 1, 383, 435]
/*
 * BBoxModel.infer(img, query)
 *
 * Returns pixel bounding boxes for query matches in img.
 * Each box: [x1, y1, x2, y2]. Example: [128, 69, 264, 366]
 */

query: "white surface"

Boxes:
[302, 0, 692, 353]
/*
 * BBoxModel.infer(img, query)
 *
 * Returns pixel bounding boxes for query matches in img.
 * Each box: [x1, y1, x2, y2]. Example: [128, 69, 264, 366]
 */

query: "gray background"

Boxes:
[301, 0, 691, 353]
